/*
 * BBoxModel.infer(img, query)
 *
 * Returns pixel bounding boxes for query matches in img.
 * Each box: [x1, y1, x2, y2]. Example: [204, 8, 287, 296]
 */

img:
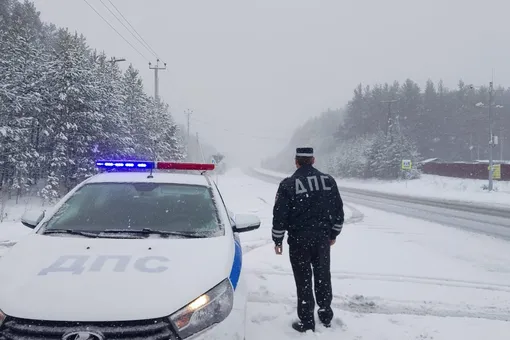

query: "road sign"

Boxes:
[488, 164, 501, 180]
[401, 159, 412, 170]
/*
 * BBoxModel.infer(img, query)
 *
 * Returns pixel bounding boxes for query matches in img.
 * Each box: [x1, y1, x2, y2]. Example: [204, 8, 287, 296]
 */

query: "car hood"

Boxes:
[0, 233, 234, 321]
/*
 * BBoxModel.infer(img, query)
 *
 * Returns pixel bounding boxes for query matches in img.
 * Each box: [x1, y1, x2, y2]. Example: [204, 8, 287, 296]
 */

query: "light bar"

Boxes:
[157, 162, 215, 171]
[95, 160, 215, 171]
[95, 160, 155, 169]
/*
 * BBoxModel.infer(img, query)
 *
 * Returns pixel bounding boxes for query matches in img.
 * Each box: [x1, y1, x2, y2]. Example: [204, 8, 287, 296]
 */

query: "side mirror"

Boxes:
[20, 210, 45, 229]
[233, 214, 261, 233]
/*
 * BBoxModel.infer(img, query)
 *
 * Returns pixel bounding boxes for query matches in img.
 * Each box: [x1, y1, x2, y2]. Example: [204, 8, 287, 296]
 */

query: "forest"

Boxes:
[265, 79, 510, 180]
[0, 0, 185, 203]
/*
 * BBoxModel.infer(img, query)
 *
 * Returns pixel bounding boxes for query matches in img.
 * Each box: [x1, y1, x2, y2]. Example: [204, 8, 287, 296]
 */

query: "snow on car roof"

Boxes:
[84, 171, 211, 186]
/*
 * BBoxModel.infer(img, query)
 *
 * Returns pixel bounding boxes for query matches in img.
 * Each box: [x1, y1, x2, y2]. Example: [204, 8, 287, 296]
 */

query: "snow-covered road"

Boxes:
[1, 168, 510, 339]
[220, 169, 510, 339]
[249, 167, 510, 241]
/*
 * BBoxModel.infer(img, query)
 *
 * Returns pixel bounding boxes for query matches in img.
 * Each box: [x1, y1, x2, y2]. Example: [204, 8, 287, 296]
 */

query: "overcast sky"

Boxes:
[32, 0, 510, 165]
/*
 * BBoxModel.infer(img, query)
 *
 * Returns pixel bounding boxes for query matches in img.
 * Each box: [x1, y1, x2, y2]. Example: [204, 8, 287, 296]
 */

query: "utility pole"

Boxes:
[499, 115, 504, 161]
[149, 59, 166, 103]
[488, 81, 494, 191]
[184, 109, 193, 139]
[107, 57, 126, 125]
[501, 131, 504, 161]
[184, 109, 193, 161]
[469, 134, 474, 161]
[382, 99, 399, 140]
[471, 79, 503, 190]
[196, 132, 199, 163]
[196, 132, 205, 163]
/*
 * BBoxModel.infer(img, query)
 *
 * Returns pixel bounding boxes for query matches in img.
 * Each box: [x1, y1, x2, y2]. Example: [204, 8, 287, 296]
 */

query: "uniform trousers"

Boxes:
[287, 229, 334, 327]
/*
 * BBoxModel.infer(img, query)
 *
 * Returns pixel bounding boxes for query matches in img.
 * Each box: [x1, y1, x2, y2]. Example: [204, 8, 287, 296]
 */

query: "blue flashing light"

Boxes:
[95, 160, 155, 169]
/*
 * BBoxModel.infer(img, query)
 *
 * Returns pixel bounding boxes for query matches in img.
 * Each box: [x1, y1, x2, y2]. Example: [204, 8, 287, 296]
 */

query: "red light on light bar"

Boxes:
[156, 162, 215, 171]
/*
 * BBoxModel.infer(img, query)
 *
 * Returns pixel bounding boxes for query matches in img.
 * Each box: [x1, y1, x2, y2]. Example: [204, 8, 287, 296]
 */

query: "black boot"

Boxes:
[292, 321, 315, 333]
[318, 307, 333, 327]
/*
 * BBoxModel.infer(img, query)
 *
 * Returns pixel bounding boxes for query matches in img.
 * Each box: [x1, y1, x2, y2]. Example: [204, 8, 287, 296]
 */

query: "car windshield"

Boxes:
[41, 182, 222, 237]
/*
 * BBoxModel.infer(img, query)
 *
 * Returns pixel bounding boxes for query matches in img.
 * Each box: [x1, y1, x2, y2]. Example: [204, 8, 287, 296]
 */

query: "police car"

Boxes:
[0, 160, 260, 340]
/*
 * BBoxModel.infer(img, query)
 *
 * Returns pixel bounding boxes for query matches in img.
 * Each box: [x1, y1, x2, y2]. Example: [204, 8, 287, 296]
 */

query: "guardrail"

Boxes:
[248, 168, 510, 219]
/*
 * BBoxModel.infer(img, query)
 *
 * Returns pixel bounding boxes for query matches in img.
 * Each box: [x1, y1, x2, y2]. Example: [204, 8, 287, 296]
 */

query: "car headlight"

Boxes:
[169, 278, 234, 339]
[0, 310, 6, 327]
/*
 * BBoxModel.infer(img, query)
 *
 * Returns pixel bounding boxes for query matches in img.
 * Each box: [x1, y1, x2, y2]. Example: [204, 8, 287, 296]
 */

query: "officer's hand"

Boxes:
[275, 245, 283, 255]
[330, 239, 336, 246]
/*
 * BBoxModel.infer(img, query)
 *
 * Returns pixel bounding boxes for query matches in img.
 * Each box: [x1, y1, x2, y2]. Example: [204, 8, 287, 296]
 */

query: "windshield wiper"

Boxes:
[102, 228, 207, 238]
[42, 229, 99, 238]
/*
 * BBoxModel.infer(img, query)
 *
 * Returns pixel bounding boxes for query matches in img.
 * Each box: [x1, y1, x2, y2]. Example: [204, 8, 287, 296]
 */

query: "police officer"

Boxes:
[272, 147, 344, 333]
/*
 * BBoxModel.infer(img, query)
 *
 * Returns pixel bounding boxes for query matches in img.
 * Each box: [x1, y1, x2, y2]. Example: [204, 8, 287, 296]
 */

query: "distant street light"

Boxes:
[470, 82, 503, 191]
[109, 57, 126, 64]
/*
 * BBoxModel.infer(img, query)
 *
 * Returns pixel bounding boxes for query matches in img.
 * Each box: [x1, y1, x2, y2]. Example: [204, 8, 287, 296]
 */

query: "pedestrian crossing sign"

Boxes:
[488, 164, 501, 180]
[401, 159, 412, 170]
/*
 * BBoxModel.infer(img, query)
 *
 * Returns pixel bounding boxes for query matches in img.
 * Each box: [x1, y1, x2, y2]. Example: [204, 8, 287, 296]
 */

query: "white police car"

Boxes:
[0, 160, 260, 340]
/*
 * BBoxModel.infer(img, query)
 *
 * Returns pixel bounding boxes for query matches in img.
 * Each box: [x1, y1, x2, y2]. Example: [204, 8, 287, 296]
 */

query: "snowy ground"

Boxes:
[220, 169, 510, 339]
[2, 169, 510, 339]
[255, 167, 510, 208]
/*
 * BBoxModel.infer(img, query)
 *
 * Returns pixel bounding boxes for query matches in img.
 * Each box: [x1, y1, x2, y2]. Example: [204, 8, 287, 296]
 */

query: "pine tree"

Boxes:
[121, 64, 153, 159]
[92, 52, 134, 160]
[0, 1, 47, 200]
[364, 130, 420, 180]
[145, 100, 185, 161]
[1, 1, 186, 204]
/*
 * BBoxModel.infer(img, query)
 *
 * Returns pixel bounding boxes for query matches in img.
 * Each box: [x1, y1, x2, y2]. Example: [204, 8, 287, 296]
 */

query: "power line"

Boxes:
[105, 0, 161, 60]
[82, 0, 150, 62]
[98, 0, 159, 60]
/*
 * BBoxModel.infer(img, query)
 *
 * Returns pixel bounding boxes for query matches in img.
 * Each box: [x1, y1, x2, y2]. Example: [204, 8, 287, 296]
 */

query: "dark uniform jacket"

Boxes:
[272, 164, 344, 246]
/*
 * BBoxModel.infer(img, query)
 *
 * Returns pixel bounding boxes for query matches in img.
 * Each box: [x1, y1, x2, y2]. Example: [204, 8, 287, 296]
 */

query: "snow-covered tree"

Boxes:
[0, 0, 47, 200]
[364, 130, 421, 180]
[0, 1, 185, 203]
